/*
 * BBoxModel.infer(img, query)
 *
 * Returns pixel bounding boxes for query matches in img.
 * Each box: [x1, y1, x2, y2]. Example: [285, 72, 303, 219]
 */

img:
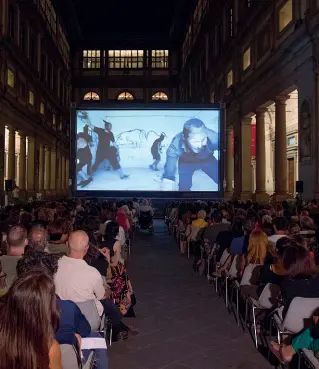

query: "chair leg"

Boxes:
[252, 306, 258, 349]
[277, 329, 281, 346]
[236, 288, 240, 326]
[244, 298, 248, 332]
[187, 241, 190, 258]
[225, 277, 228, 308]
[207, 259, 210, 281]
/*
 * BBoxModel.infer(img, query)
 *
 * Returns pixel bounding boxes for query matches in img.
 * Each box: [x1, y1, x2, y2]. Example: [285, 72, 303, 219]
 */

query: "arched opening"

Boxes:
[152, 91, 168, 101]
[83, 92, 100, 101]
[117, 91, 134, 100]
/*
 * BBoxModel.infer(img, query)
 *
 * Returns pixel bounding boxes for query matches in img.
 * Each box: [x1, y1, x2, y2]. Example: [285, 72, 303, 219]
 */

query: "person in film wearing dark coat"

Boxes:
[77, 133, 94, 188]
[149, 133, 165, 171]
[86, 119, 129, 180]
[161, 118, 219, 191]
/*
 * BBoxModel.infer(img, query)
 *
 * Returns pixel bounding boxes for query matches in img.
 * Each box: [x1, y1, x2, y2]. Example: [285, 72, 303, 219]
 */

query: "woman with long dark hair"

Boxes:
[0, 271, 61, 369]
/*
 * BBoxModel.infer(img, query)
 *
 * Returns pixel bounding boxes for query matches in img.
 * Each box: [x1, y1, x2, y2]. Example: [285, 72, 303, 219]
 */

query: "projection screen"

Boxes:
[75, 108, 221, 193]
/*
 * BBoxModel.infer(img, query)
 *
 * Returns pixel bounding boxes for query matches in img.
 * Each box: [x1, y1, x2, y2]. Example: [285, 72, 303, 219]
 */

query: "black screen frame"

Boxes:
[71, 103, 225, 199]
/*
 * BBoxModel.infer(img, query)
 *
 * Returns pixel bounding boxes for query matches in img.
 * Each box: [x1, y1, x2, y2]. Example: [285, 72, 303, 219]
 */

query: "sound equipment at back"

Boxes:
[296, 180, 303, 193]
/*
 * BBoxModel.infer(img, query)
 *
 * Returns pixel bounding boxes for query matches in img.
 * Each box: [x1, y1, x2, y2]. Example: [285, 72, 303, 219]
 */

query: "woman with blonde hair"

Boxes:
[246, 229, 272, 265]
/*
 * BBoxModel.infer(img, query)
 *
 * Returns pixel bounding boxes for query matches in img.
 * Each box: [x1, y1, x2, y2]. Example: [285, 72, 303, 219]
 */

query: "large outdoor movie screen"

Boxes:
[76, 109, 220, 192]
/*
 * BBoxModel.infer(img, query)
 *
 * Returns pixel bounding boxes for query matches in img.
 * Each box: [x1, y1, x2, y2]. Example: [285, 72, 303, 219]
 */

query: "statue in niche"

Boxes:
[300, 100, 312, 161]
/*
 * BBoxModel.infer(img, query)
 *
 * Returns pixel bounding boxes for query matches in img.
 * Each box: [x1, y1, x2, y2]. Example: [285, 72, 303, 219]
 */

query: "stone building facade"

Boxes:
[0, 0, 71, 201]
[179, 0, 319, 200]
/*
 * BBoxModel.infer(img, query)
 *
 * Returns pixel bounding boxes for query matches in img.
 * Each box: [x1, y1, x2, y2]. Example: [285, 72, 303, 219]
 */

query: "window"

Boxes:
[152, 92, 168, 101]
[108, 50, 144, 69]
[152, 50, 168, 68]
[58, 118, 62, 131]
[243, 47, 251, 71]
[8, 5, 15, 39]
[279, 0, 293, 32]
[52, 114, 56, 129]
[28, 91, 34, 106]
[83, 50, 100, 69]
[228, 8, 234, 38]
[29, 33, 36, 66]
[7, 69, 15, 88]
[257, 25, 270, 60]
[83, 92, 100, 101]
[40, 101, 45, 114]
[247, 0, 251, 7]
[20, 22, 26, 55]
[287, 136, 296, 146]
[227, 70, 233, 88]
[117, 92, 134, 101]
[41, 53, 47, 81]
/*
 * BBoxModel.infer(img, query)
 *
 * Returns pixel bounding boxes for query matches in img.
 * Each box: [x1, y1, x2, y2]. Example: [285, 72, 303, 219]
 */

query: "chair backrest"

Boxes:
[0, 255, 21, 288]
[76, 300, 101, 331]
[228, 255, 242, 278]
[190, 226, 202, 241]
[258, 283, 281, 309]
[60, 344, 81, 369]
[240, 263, 262, 287]
[283, 297, 319, 334]
[83, 351, 95, 369]
[219, 248, 231, 265]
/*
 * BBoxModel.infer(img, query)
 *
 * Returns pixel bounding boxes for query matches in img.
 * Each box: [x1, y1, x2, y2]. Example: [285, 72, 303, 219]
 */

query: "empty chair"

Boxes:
[211, 248, 231, 291]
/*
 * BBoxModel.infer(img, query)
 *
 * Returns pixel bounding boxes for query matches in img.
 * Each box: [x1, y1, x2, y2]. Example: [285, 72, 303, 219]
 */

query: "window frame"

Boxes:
[151, 50, 169, 69]
[82, 50, 101, 69]
[7, 68, 15, 88]
[227, 69, 233, 88]
[28, 90, 35, 106]
[278, 0, 293, 34]
[108, 50, 144, 69]
[152, 92, 169, 101]
[242, 47, 251, 71]
[117, 91, 135, 101]
[83, 92, 100, 101]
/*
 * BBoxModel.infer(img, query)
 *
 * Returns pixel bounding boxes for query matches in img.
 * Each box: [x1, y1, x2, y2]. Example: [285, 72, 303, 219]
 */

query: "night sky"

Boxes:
[72, 0, 178, 42]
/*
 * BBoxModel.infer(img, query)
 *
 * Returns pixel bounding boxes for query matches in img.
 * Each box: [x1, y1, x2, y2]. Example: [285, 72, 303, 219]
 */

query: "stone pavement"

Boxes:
[109, 221, 273, 369]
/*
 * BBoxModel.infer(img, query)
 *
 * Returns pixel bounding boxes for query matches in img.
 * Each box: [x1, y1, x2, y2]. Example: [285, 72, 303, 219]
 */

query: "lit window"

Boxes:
[152, 92, 168, 101]
[152, 50, 169, 68]
[7, 69, 15, 88]
[83, 92, 100, 101]
[58, 118, 62, 131]
[83, 50, 101, 69]
[243, 47, 251, 71]
[117, 92, 134, 101]
[108, 50, 144, 69]
[247, 0, 251, 8]
[227, 70, 233, 88]
[279, 0, 292, 32]
[287, 136, 296, 146]
[28, 91, 34, 105]
[40, 101, 45, 114]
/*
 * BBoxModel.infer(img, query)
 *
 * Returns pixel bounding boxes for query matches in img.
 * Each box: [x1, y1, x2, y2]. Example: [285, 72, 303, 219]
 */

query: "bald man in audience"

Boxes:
[28, 225, 49, 252]
[54, 230, 130, 341]
[0, 225, 28, 288]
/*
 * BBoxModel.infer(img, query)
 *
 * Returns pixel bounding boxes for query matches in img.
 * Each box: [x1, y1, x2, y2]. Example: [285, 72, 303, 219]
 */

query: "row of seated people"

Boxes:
[166, 199, 319, 367]
[0, 198, 148, 369]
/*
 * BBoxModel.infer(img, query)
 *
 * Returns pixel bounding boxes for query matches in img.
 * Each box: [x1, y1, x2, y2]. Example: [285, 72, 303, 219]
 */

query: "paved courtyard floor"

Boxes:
[109, 221, 273, 369]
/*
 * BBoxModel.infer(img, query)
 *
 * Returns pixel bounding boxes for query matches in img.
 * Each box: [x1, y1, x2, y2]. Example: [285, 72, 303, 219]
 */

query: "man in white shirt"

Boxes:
[54, 230, 128, 340]
[268, 217, 288, 248]
[132, 198, 140, 217]
[139, 199, 154, 215]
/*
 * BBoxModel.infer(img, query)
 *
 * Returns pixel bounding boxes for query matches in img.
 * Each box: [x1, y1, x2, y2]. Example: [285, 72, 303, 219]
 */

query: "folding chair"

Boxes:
[211, 249, 231, 293]
[244, 283, 281, 348]
[270, 297, 319, 345]
[232, 263, 262, 328]
[76, 300, 112, 346]
[60, 344, 82, 369]
[299, 349, 319, 369]
[224, 254, 242, 308]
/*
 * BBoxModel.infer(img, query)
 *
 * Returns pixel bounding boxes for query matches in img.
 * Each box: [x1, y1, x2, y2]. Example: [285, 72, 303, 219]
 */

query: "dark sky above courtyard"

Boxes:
[72, 0, 179, 42]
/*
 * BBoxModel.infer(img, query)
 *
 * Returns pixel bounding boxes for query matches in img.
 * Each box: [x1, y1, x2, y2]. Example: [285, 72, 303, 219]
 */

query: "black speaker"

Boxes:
[296, 180, 304, 193]
[5, 180, 13, 192]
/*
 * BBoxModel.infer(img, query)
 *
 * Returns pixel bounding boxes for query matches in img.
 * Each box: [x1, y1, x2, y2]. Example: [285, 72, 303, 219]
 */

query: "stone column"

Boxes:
[254, 108, 269, 202]
[50, 148, 57, 195]
[61, 155, 65, 194]
[0, 124, 5, 204]
[39, 145, 45, 191]
[55, 152, 61, 195]
[27, 136, 35, 194]
[7, 126, 16, 181]
[240, 117, 253, 200]
[18, 132, 26, 192]
[225, 126, 233, 199]
[44, 146, 51, 194]
[275, 95, 289, 200]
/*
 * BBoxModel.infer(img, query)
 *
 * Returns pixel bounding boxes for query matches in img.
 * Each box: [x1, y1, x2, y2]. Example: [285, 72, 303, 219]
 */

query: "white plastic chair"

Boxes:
[60, 344, 82, 369]
[299, 349, 319, 369]
[271, 297, 319, 344]
[224, 254, 242, 308]
[245, 283, 281, 348]
[232, 263, 262, 328]
[211, 249, 231, 293]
